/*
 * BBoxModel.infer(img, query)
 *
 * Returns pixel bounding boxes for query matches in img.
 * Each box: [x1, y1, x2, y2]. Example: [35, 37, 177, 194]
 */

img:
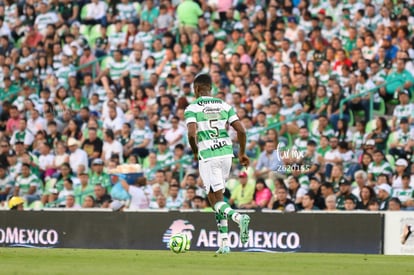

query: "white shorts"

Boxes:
[198, 157, 232, 193]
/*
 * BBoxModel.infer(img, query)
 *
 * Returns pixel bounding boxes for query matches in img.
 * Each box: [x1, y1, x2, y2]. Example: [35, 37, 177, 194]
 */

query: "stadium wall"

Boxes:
[0, 210, 383, 254]
[384, 212, 414, 255]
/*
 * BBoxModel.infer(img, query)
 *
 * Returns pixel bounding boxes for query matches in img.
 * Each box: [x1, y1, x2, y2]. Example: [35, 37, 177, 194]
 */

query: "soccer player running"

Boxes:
[185, 74, 251, 254]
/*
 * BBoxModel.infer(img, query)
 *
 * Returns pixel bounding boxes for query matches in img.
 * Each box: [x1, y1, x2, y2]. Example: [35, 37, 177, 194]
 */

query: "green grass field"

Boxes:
[0, 249, 413, 275]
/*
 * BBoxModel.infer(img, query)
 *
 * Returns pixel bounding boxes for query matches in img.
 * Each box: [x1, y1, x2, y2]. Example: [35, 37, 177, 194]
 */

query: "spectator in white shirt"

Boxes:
[164, 116, 185, 151]
[323, 136, 342, 177]
[27, 109, 47, 135]
[65, 194, 81, 209]
[0, 16, 11, 38]
[102, 129, 124, 164]
[166, 184, 184, 210]
[103, 106, 124, 136]
[119, 176, 150, 210]
[83, 0, 108, 26]
[38, 142, 55, 179]
[34, 2, 59, 35]
[68, 137, 89, 175]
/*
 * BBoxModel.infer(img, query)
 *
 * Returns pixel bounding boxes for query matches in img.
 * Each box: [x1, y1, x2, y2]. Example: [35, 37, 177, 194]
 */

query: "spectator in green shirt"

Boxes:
[0, 76, 20, 102]
[229, 171, 255, 209]
[177, 0, 202, 38]
[383, 58, 414, 101]
[140, 0, 159, 25]
[66, 88, 88, 114]
[89, 158, 111, 191]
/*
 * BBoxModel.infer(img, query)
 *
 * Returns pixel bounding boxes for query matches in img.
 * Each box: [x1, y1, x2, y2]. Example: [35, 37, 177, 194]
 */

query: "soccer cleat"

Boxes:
[216, 246, 230, 254]
[239, 214, 250, 244]
[401, 225, 412, 245]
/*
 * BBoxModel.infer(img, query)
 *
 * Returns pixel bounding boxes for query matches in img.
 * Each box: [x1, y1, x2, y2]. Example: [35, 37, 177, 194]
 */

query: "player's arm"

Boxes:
[187, 122, 198, 160]
[231, 120, 249, 167]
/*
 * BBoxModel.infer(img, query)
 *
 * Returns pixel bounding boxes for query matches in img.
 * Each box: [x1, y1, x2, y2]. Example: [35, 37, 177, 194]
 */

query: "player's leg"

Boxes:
[212, 158, 250, 244]
[199, 160, 229, 253]
[215, 211, 230, 254]
[212, 193, 250, 245]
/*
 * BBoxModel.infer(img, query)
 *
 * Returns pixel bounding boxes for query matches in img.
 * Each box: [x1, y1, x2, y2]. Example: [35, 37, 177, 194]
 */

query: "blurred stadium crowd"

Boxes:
[0, 0, 414, 212]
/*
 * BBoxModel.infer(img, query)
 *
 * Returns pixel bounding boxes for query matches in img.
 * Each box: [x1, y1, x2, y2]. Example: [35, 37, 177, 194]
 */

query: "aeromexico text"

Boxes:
[0, 227, 59, 246]
[196, 229, 300, 250]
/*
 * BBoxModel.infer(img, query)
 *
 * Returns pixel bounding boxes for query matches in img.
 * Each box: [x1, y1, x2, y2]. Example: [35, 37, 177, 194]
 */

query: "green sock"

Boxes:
[215, 212, 229, 247]
[214, 201, 241, 224]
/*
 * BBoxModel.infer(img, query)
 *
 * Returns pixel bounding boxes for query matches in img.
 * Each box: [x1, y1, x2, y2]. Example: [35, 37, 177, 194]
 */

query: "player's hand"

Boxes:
[238, 153, 250, 167]
[192, 152, 198, 162]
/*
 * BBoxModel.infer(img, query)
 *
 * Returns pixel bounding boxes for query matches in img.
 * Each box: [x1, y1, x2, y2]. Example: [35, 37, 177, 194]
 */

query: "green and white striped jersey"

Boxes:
[0, 175, 13, 192]
[135, 31, 153, 49]
[393, 188, 414, 203]
[55, 65, 75, 87]
[15, 174, 41, 196]
[108, 59, 129, 81]
[34, 12, 58, 33]
[352, 132, 368, 150]
[396, 129, 414, 145]
[393, 104, 413, 124]
[151, 49, 166, 65]
[184, 96, 238, 161]
[131, 126, 153, 147]
[128, 61, 144, 77]
[116, 3, 137, 21]
[293, 137, 309, 153]
[108, 32, 126, 51]
[156, 149, 174, 167]
[368, 160, 393, 180]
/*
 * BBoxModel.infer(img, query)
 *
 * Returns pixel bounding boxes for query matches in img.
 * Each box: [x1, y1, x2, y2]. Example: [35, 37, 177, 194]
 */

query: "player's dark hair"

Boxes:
[193, 74, 212, 93]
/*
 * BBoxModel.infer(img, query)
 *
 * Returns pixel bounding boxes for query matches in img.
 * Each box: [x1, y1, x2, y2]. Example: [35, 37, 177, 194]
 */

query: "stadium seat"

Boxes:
[286, 133, 293, 149]
[226, 178, 239, 192]
[246, 166, 255, 179]
[309, 119, 319, 132]
[80, 24, 90, 37]
[106, 24, 116, 36]
[80, 5, 89, 21]
[373, 98, 386, 116]
[100, 56, 114, 70]
[387, 119, 392, 128]
[348, 110, 354, 127]
[29, 200, 44, 210]
[133, 2, 141, 15]
[386, 154, 395, 169]
[265, 178, 275, 192]
[233, 10, 241, 21]
[89, 24, 102, 46]
[365, 119, 376, 133]
[141, 156, 150, 168]
[107, 24, 128, 36]
[386, 132, 398, 152]
[210, 11, 219, 21]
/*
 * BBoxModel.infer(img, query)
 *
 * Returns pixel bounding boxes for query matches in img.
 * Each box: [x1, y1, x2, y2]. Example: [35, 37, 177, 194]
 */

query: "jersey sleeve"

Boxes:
[227, 105, 239, 125]
[184, 106, 197, 125]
